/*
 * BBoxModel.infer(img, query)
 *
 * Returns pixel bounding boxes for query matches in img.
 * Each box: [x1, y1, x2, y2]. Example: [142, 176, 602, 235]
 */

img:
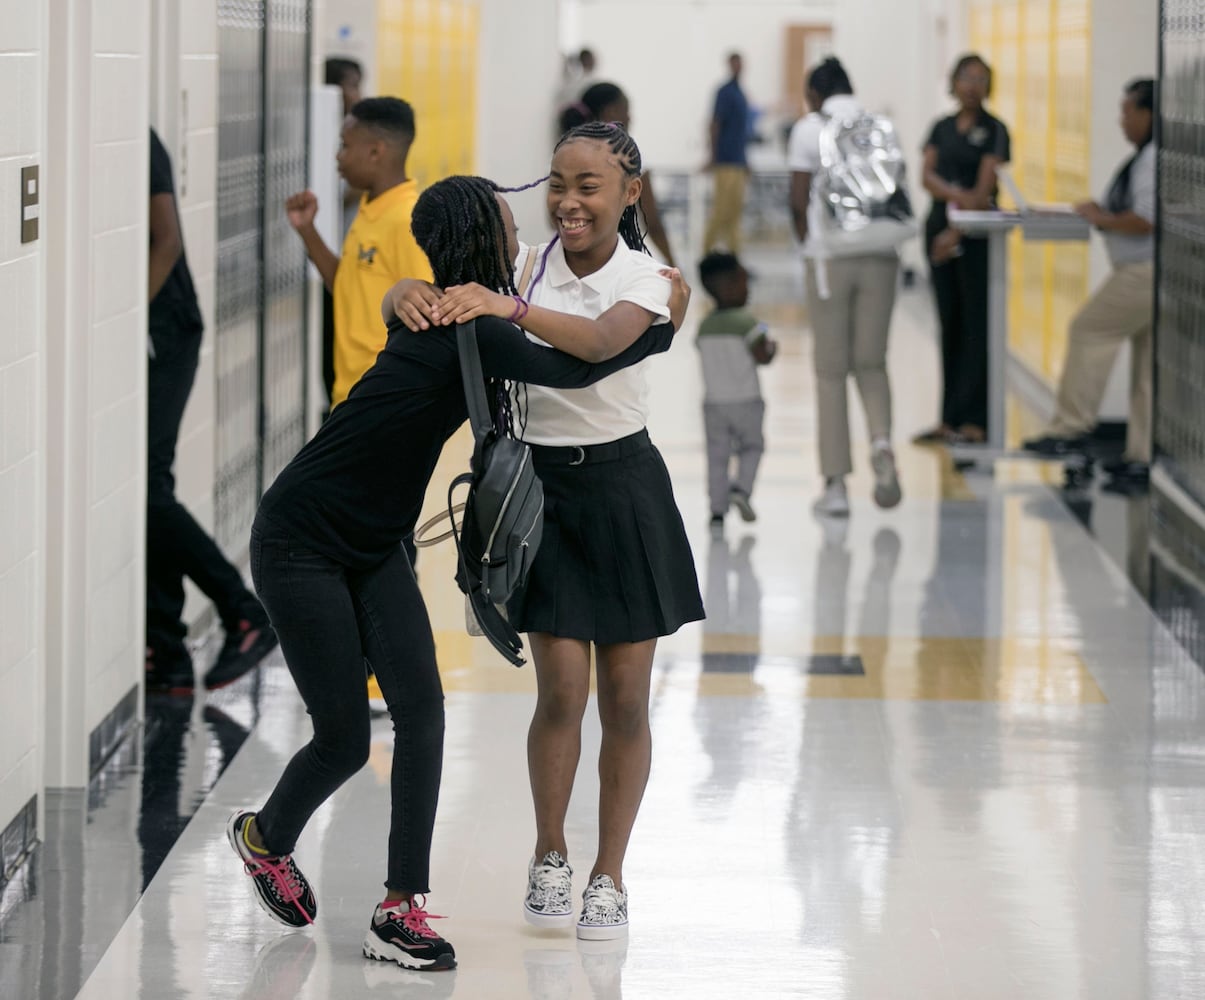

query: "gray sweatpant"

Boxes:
[703, 399, 766, 516]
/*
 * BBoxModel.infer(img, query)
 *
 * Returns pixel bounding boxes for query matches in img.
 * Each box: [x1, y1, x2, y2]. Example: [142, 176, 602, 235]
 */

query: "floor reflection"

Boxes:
[0, 647, 266, 1000]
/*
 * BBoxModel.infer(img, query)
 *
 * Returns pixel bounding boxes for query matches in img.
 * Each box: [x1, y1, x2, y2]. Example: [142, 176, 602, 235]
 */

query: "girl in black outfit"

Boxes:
[224, 176, 687, 972]
[917, 54, 1011, 445]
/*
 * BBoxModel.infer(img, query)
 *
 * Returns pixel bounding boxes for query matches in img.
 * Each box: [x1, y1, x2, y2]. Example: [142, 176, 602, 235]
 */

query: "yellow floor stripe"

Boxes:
[434, 632, 1105, 704]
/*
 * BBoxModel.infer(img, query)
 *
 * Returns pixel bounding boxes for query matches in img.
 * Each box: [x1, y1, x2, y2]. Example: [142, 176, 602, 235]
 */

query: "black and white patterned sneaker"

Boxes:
[524, 851, 575, 928]
[576, 874, 628, 940]
[226, 810, 317, 928]
[362, 897, 457, 971]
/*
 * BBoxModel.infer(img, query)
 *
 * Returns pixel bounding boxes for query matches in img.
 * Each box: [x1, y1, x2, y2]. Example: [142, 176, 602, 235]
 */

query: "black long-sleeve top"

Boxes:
[256, 316, 675, 568]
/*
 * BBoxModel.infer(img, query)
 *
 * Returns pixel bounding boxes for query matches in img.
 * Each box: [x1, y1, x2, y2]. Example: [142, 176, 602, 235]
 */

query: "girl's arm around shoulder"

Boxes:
[429, 269, 690, 363]
[474, 313, 677, 389]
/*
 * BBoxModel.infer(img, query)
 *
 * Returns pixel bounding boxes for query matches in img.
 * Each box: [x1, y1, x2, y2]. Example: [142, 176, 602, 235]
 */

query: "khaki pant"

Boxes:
[703, 166, 748, 253]
[1048, 261, 1154, 462]
[807, 256, 899, 478]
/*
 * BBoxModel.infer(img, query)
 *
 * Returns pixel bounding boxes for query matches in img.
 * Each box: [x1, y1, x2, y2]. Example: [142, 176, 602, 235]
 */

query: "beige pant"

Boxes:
[703, 165, 748, 253]
[807, 255, 899, 478]
[1048, 261, 1154, 462]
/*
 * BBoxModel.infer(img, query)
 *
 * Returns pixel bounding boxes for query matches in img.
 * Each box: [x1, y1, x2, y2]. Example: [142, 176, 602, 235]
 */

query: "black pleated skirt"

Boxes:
[507, 430, 705, 644]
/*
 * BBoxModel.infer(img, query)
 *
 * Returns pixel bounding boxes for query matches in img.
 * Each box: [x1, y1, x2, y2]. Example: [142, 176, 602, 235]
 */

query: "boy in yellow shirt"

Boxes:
[287, 97, 433, 407]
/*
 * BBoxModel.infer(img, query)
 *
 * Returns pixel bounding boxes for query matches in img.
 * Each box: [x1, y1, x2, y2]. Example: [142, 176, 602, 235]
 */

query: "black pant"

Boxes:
[249, 520, 445, 891]
[146, 327, 261, 661]
[930, 236, 989, 433]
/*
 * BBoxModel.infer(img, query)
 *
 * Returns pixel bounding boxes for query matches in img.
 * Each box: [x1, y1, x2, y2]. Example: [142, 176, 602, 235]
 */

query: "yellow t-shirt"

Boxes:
[331, 179, 434, 406]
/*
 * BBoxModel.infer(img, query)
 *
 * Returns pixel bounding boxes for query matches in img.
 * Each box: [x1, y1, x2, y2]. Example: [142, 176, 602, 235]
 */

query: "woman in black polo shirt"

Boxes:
[915, 54, 1011, 445]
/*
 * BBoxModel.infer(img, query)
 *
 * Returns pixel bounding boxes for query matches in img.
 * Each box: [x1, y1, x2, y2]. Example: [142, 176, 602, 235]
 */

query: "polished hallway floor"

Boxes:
[5, 251, 1205, 999]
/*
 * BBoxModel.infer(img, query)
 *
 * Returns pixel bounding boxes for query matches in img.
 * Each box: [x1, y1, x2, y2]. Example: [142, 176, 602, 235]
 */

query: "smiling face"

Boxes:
[547, 138, 642, 268]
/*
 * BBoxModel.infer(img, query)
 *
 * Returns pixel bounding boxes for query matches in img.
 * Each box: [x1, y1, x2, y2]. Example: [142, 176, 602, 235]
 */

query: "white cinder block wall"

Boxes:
[86, 0, 152, 743]
[41, 0, 151, 794]
[0, 0, 48, 842]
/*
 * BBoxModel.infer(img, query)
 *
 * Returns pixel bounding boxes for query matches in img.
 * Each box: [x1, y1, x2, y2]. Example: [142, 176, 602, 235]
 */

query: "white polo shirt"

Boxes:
[515, 238, 672, 446]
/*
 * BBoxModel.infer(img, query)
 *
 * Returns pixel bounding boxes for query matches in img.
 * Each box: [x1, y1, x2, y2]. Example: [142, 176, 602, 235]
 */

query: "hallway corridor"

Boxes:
[4, 254, 1204, 1000]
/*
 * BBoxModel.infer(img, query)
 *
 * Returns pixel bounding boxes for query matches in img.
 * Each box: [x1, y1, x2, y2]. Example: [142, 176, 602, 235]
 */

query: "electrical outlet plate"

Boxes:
[20, 164, 38, 244]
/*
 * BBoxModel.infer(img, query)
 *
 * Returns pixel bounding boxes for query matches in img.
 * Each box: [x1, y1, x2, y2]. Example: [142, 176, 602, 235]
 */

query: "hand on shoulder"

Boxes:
[658, 268, 692, 331]
[431, 283, 516, 327]
[384, 278, 443, 330]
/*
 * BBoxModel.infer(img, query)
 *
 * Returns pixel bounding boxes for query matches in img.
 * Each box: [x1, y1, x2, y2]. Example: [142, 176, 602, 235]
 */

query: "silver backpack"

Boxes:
[815, 112, 914, 256]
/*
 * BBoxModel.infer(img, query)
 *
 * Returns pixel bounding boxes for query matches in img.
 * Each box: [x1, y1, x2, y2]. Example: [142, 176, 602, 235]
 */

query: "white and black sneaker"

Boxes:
[576, 874, 628, 940]
[524, 851, 575, 928]
[227, 809, 317, 928]
[362, 897, 456, 971]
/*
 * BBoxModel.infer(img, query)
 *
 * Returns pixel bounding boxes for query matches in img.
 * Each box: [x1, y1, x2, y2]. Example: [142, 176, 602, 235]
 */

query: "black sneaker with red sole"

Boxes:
[145, 646, 195, 695]
[204, 619, 278, 690]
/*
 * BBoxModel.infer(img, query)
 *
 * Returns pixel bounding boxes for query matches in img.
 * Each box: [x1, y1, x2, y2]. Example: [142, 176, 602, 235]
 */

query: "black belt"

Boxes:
[528, 429, 650, 466]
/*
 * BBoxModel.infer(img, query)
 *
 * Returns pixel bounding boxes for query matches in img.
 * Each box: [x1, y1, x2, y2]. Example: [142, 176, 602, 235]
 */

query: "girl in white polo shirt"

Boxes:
[419, 122, 705, 940]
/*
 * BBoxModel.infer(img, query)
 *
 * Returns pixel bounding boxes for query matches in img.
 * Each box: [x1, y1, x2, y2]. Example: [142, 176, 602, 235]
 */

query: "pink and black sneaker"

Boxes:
[362, 896, 457, 971]
[226, 810, 317, 928]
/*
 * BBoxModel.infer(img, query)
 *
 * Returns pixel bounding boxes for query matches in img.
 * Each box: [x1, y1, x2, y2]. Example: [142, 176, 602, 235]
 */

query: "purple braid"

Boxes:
[496, 174, 550, 194]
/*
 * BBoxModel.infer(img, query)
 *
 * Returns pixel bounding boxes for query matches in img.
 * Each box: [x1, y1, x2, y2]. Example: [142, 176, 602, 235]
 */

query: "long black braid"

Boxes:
[553, 121, 648, 254]
[411, 175, 526, 435]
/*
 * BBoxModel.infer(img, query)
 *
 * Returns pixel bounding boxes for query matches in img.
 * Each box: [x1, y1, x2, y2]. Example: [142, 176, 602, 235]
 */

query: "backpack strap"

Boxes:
[516, 247, 537, 298]
[456, 321, 494, 457]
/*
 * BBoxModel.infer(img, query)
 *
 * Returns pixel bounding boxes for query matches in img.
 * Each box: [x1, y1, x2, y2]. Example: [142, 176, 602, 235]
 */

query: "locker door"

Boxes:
[215, 0, 266, 555]
[261, 0, 311, 487]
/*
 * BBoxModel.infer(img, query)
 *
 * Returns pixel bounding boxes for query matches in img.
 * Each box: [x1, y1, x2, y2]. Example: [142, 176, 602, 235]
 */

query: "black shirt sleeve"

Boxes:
[924, 117, 943, 151]
[993, 118, 1011, 162]
[473, 316, 675, 388]
[149, 129, 174, 197]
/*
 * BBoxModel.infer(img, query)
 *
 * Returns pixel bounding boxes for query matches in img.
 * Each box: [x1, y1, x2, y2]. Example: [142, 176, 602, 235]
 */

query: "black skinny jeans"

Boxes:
[249, 519, 445, 892]
[930, 236, 990, 433]
[147, 326, 259, 659]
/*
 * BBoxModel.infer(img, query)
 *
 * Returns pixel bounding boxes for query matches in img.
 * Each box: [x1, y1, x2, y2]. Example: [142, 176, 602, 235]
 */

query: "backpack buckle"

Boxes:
[568, 446, 586, 466]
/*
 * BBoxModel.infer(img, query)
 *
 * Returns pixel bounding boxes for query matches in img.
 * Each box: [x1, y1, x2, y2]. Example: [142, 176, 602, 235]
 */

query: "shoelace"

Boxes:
[532, 865, 570, 892]
[245, 855, 313, 924]
[394, 895, 444, 939]
[582, 883, 622, 920]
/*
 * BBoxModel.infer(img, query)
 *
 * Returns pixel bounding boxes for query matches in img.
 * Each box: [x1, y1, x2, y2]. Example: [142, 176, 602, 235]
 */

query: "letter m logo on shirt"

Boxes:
[358, 243, 378, 266]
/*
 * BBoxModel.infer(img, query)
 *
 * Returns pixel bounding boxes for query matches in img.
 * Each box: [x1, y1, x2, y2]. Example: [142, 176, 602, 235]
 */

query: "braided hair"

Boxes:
[412, 175, 517, 294]
[553, 121, 648, 254]
[411, 175, 526, 434]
